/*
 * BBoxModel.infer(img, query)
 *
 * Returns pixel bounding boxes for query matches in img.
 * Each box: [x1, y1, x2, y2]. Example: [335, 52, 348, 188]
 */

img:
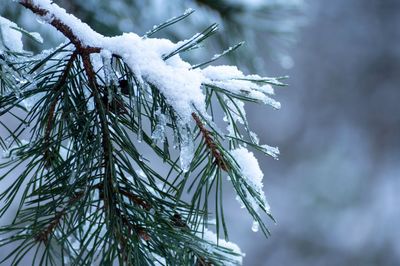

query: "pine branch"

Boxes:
[0, 1, 286, 265]
[19, 1, 129, 253]
[19, 0, 100, 54]
[35, 191, 84, 243]
[93, 183, 151, 211]
[192, 112, 228, 171]
[44, 50, 78, 166]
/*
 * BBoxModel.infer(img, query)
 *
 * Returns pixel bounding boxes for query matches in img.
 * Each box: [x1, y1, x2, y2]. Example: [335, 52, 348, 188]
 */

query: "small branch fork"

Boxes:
[19, 0, 150, 249]
[35, 191, 84, 243]
[35, 185, 151, 244]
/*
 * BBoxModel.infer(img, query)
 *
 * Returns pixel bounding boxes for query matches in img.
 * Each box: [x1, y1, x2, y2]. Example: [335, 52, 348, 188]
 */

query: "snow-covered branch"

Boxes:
[0, 1, 284, 265]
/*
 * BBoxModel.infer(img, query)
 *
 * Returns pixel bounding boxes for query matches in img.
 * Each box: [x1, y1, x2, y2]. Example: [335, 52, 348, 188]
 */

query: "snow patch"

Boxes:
[230, 147, 271, 223]
[0, 16, 24, 52]
[202, 228, 244, 265]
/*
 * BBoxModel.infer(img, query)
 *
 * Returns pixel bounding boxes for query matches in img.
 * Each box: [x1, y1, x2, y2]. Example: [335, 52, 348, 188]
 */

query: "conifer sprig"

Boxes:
[0, 1, 285, 265]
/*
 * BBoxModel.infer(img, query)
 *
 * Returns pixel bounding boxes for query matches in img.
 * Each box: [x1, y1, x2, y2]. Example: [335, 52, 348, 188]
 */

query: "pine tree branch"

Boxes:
[35, 191, 84, 243]
[18, 0, 236, 180]
[19, 1, 140, 255]
[192, 112, 228, 171]
[80, 53, 114, 193]
[96, 181, 152, 259]
[79, 52, 131, 256]
[35, 182, 151, 245]
[0, 2, 280, 264]
[44, 50, 78, 166]
[19, 0, 100, 53]
[93, 183, 151, 211]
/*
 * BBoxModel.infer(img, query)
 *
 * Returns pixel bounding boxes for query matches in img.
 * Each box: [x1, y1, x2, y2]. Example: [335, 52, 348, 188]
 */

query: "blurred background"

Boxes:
[1, 0, 400, 265]
[237, 0, 400, 265]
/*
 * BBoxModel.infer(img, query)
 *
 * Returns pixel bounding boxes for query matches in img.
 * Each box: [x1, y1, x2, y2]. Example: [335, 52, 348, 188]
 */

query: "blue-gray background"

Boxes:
[1, 0, 399, 265]
[235, 0, 400, 265]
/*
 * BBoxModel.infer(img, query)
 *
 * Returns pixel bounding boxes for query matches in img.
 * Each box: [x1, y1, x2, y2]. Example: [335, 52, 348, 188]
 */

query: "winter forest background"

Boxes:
[1, 0, 399, 265]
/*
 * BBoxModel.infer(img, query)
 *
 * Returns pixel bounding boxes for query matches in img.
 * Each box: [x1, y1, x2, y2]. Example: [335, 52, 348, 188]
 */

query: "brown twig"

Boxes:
[119, 188, 152, 211]
[113, 208, 151, 263]
[196, 257, 213, 266]
[93, 183, 151, 211]
[35, 182, 152, 244]
[35, 192, 84, 243]
[115, 208, 151, 241]
[43, 51, 78, 166]
[19, 1, 100, 53]
[94, 183, 152, 246]
[80, 46, 118, 219]
[192, 113, 228, 171]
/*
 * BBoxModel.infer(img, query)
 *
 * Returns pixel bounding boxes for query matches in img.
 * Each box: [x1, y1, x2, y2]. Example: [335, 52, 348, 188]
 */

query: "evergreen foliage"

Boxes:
[2, 0, 304, 70]
[0, 1, 285, 265]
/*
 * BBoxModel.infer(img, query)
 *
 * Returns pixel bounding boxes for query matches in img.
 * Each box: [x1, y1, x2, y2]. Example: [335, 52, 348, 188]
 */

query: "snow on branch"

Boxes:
[0, 16, 24, 52]
[19, 0, 279, 122]
[2, 1, 284, 264]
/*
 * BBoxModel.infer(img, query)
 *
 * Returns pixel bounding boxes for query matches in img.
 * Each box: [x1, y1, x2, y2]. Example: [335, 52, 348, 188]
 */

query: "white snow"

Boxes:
[152, 253, 167, 266]
[202, 65, 280, 108]
[230, 147, 270, 216]
[202, 228, 244, 265]
[90, 53, 106, 80]
[27, 0, 280, 124]
[231, 147, 264, 193]
[30, 31, 43, 43]
[0, 16, 24, 52]
[249, 131, 259, 144]
[26, 0, 280, 197]
[249, 132, 280, 160]
[27, 0, 206, 123]
[202, 65, 244, 80]
[260, 144, 280, 160]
